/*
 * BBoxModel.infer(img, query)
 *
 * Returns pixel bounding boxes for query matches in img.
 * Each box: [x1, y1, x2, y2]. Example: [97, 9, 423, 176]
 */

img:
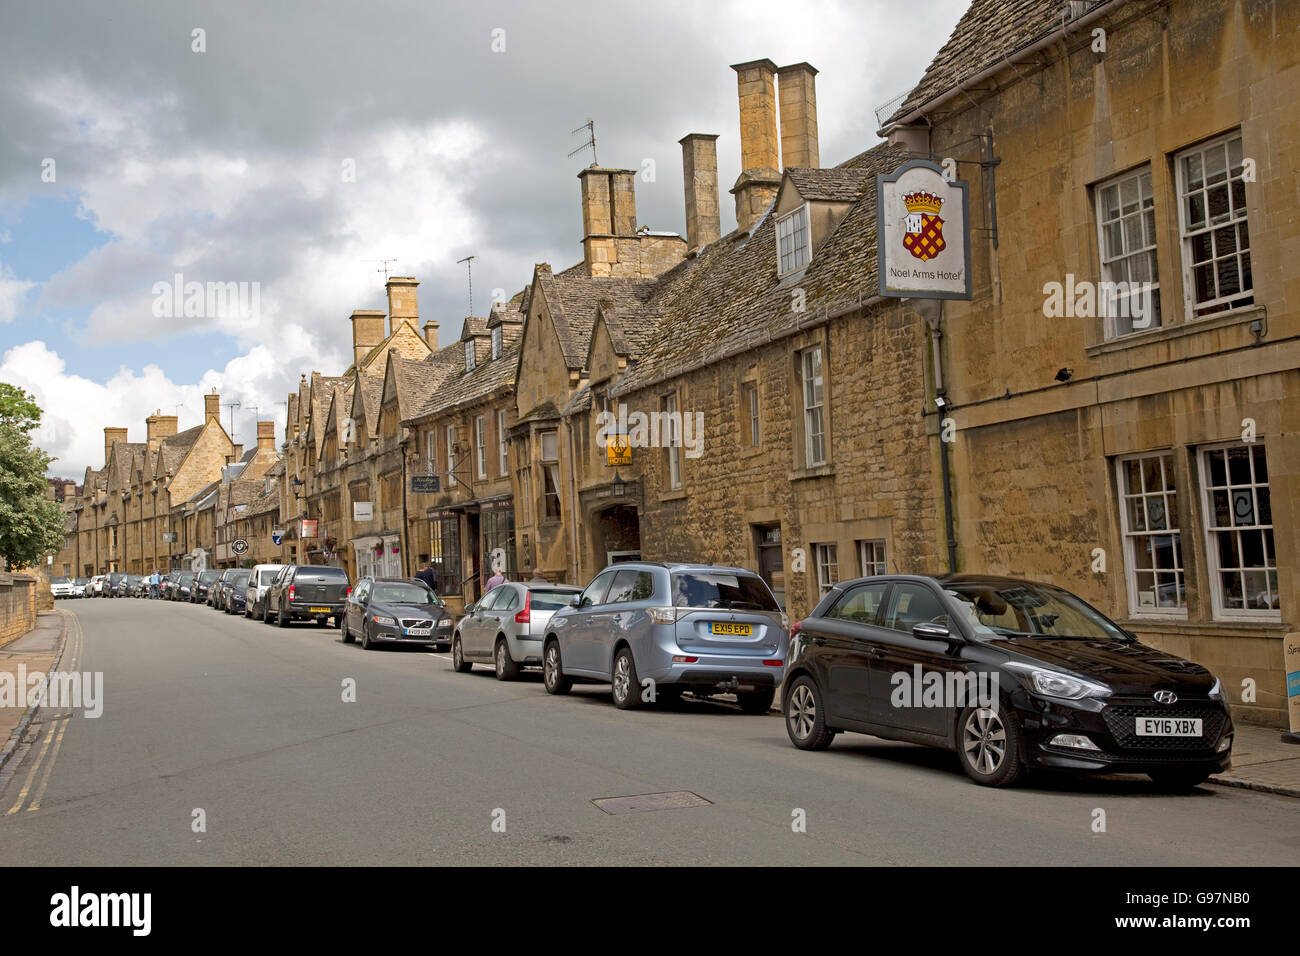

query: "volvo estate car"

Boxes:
[542, 562, 788, 712]
[781, 574, 1233, 789]
[343, 577, 452, 649]
[453, 581, 582, 679]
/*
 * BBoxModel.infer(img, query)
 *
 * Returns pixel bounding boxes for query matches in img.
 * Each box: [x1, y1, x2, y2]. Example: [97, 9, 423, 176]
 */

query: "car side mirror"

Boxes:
[570, 594, 582, 607]
[465, 603, 476, 613]
[913, 621, 959, 645]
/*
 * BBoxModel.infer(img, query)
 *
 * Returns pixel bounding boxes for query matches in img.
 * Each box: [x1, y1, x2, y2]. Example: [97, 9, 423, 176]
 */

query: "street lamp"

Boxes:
[611, 472, 626, 498]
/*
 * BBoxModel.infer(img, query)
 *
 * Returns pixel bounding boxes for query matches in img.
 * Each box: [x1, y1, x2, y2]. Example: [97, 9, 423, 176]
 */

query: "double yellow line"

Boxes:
[5, 612, 82, 816]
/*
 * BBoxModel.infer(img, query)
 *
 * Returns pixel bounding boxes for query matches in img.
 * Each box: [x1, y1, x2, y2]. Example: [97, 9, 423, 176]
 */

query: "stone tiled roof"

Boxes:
[309, 375, 347, 447]
[405, 324, 522, 422]
[264, 459, 286, 478]
[355, 372, 384, 432]
[786, 167, 873, 202]
[108, 442, 147, 489]
[611, 140, 909, 394]
[537, 266, 659, 369]
[459, 317, 489, 340]
[515, 399, 561, 426]
[246, 486, 280, 517]
[885, 0, 1094, 125]
[157, 424, 205, 474]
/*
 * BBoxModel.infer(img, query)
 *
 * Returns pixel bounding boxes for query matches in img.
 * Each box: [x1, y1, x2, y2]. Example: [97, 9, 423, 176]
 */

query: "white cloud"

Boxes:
[0, 261, 36, 323]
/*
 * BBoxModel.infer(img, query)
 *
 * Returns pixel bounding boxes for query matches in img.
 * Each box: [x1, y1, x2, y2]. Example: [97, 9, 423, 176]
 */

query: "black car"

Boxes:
[192, 570, 222, 603]
[223, 570, 253, 614]
[160, 572, 182, 600]
[210, 569, 240, 608]
[264, 565, 350, 627]
[782, 574, 1233, 790]
[343, 577, 452, 650]
[104, 572, 128, 597]
[173, 571, 198, 601]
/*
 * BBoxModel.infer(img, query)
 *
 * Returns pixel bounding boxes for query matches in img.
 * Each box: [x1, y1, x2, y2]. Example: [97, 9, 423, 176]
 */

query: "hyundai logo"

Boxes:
[1154, 691, 1178, 705]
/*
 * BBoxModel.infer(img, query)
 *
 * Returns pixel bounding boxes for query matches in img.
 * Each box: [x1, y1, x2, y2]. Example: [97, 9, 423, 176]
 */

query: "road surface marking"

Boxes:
[27, 717, 69, 812]
[6, 719, 58, 815]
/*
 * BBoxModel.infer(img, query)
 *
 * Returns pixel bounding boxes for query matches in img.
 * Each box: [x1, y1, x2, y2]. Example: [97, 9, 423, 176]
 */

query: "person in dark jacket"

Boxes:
[415, 561, 437, 592]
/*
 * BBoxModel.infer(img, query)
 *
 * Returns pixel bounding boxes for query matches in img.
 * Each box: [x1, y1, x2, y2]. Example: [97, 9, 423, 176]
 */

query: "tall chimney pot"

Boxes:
[777, 63, 819, 169]
[679, 134, 721, 253]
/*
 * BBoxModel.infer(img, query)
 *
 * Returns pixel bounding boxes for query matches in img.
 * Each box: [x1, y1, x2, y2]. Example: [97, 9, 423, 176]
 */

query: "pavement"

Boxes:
[0, 610, 71, 775]
[1, 599, 1298, 865]
[1211, 723, 1300, 797]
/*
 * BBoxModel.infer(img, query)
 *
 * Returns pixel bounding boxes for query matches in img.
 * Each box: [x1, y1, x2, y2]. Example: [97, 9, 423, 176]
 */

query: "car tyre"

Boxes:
[737, 688, 776, 715]
[542, 639, 571, 695]
[784, 676, 836, 750]
[452, 635, 472, 673]
[611, 647, 642, 710]
[342, 618, 355, 644]
[494, 637, 519, 681]
[361, 624, 373, 650]
[957, 704, 1025, 787]
[277, 605, 289, 627]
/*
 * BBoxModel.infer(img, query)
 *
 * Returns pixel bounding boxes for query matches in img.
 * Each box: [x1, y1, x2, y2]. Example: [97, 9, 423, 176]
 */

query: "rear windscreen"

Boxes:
[232, 573, 251, 585]
[670, 572, 779, 611]
[530, 589, 580, 610]
[297, 569, 349, 582]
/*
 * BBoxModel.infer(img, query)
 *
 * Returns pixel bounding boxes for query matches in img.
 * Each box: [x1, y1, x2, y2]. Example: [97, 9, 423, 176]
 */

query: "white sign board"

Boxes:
[877, 160, 972, 300]
[353, 501, 374, 522]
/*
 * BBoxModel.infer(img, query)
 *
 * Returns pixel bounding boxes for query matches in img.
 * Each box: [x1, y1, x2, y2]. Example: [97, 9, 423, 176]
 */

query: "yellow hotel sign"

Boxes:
[606, 434, 631, 466]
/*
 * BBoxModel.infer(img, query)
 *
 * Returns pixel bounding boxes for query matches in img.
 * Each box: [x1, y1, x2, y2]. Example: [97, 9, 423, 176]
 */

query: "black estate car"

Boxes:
[343, 577, 452, 650]
[782, 574, 1233, 790]
[264, 565, 350, 627]
[192, 569, 222, 603]
[224, 569, 252, 614]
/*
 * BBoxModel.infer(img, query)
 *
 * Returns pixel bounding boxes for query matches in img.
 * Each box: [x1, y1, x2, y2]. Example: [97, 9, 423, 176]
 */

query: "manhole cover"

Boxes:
[592, 791, 712, 815]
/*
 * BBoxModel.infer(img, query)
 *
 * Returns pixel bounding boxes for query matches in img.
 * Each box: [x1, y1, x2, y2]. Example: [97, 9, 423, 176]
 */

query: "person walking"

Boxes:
[484, 562, 507, 591]
[149, 568, 160, 599]
[415, 560, 437, 591]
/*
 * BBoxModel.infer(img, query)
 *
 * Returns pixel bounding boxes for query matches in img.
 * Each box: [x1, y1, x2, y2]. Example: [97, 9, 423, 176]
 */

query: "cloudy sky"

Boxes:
[0, 0, 966, 478]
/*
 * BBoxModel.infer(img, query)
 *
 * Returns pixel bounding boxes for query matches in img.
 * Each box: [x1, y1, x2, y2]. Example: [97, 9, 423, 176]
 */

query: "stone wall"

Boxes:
[0, 573, 36, 648]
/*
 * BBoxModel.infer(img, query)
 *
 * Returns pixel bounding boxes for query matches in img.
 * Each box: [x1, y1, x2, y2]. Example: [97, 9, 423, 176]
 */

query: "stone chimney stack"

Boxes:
[204, 389, 221, 424]
[385, 276, 419, 336]
[730, 59, 783, 233]
[679, 133, 721, 253]
[103, 427, 128, 465]
[350, 310, 387, 365]
[423, 320, 439, 346]
[256, 420, 275, 452]
[146, 409, 179, 450]
[578, 166, 639, 277]
[63, 481, 76, 498]
[777, 62, 819, 169]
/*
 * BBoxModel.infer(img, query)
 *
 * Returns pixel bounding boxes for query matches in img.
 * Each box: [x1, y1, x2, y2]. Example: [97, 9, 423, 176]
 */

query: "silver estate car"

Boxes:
[542, 562, 789, 712]
[453, 581, 583, 680]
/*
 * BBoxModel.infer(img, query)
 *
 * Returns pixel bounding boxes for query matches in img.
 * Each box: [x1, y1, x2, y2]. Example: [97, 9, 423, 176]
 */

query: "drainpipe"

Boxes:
[400, 435, 410, 578]
[920, 300, 958, 573]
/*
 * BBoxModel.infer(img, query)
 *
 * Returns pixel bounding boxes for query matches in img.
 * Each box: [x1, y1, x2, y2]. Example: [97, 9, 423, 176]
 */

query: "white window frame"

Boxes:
[497, 410, 508, 476]
[776, 203, 811, 277]
[1198, 441, 1278, 620]
[491, 326, 502, 360]
[858, 539, 887, 577]
[801, 347, 826, 467]
[1114, 452, 1187, 618]
[1176, 133, 1253, 320]
[814, 542, 839, 597]
[465, 339, 476, 372]
[1095, 166, 1160, 338]
[446, 426, 456, 486]
[663, 392, 681, 490]
[474, 415, 487, 479]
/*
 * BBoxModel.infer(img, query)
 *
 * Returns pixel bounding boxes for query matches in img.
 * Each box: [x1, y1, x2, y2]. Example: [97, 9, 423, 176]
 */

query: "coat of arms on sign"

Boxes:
[901, 191, 945, 261]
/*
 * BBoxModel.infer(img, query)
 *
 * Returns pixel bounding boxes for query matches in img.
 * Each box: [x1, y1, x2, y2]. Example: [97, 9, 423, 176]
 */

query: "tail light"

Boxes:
[288, 584, 295, 602]
[790, 620, 803, 638]
[346, 586, 352, 597]
[515, 591, 531, 624]
[647, 606, 677, 624]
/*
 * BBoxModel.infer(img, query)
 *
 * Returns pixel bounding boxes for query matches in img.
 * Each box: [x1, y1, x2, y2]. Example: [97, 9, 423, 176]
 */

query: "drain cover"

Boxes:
[592, 791, 712, 815]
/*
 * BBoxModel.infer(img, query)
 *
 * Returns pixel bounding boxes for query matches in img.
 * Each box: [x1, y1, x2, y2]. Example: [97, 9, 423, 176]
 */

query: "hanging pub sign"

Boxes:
[301, 518, 318, 538]
[606, 433, 631, 467]
[876, 159, 972, 300]
[410, 475, 440, 494]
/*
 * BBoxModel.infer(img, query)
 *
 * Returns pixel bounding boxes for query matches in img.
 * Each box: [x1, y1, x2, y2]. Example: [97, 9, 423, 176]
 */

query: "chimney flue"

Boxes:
[386, 276, 419, 336]
[103, 427, 128, 466]
[679, 133, 721, 253]
[730, 58, 782, 233]
[350, 310, 387, 365]
[777, 63, 819, 169]
[204, 390, 220, 424]
[256, 420, 275, 451]
[578, 166, 641, 277]
[423, 320, 439, 346]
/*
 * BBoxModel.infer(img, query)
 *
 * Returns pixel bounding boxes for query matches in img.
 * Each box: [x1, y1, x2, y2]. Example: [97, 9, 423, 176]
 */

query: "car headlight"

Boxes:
[372, 615, 397, 626]
[1208, 676, 1225, 702]
[1006, 662, 1111, 700]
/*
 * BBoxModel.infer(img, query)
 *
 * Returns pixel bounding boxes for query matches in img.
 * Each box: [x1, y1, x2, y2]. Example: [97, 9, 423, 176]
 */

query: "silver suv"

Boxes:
[542, 562, 788, 713]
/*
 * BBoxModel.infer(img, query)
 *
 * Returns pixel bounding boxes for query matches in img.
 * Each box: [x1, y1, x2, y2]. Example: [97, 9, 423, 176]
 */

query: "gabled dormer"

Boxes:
[771, 167, 871, 281]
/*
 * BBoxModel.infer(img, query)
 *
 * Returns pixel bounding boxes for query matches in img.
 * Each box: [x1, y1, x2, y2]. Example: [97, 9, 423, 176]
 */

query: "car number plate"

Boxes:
[404, 627, 432, 636]
[1134, 717, 1202, 737]
[709, 622, 752, 636]
[309, 606, 331, 613]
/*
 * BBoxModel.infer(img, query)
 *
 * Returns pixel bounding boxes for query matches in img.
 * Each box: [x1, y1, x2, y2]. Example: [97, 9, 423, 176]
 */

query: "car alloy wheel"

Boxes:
[611, 647, 641, 710]
[784, 677, 835, 750]
[788, 684, 816, 740]
[543, 641, 571, 695]
[494, 639, 519, 681]
[957, 704, 1025, 787]
[452, 636, 471, 673]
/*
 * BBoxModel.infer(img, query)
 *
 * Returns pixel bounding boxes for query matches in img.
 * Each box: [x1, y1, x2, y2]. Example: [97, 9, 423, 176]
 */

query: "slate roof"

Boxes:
[786, 167, 873, 202]
[608, 140, 909, 394]
[536, 266, 659, 369]
[885, 0, 1104, 125]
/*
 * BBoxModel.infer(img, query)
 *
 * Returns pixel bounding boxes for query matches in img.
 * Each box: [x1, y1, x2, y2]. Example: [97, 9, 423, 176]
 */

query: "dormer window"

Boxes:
[465, 339, 476, 372]
[776, 203, 810, 276]
[491, 326, 502, 360]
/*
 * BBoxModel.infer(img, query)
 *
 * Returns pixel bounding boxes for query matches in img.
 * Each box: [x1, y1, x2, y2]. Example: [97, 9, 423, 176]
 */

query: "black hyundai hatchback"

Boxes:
[782, 574, 1233, 789]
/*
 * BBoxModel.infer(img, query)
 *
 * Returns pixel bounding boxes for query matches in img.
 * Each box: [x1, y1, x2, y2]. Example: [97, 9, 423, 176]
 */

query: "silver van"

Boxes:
[542, 562, 788, 712]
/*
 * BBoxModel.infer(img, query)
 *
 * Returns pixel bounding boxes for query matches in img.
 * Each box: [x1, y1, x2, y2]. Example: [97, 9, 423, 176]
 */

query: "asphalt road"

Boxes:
[2, 598, 1298, 866]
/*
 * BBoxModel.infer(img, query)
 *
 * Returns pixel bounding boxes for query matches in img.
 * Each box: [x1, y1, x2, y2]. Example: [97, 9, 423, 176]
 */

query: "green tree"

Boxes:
[0, 384, 65, 569]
